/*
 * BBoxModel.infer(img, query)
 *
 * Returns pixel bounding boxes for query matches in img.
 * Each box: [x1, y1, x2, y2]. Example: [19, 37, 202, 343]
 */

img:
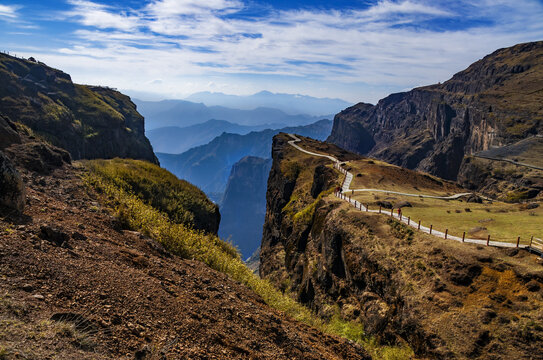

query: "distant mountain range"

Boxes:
[185, 90, 352, 117]
[146, 119, 285, 154]
[156, 119, 332, 258]
[135, 98, 327, 130]
[157, 119, 333, 199]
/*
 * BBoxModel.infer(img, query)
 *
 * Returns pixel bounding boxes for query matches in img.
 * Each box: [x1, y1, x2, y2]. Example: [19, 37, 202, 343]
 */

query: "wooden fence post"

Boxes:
[487, 235, 490, 246]
[407, 217, 410, 225]
[462, 232, 465, 242]
[418, 220, 421, 230]
[530, 236, 534, 247]
[365, 204, 368, 212]
[390, 208, 393, 217]
[516, 236, 520, 248]
[379, 206, 382, 214]
[445, 229, 448, 240]
[429, 225, 432, 234]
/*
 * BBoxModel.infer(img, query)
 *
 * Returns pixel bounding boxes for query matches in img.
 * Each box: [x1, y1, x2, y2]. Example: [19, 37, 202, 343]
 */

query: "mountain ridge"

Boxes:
[0, 53, 157, 164]
[185, 90, 352, 116]
[327, 41, 543, 199]
[135, 98, 327, 130]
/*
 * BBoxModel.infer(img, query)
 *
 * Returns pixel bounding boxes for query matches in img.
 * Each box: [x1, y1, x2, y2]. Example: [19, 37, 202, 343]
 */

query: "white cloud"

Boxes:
[65, 0, 141, 31]
[146, 0, 243, 16]
[364, 0, 452, 17]
[25, 0, 543, 102]
[0, 4, 20, 19]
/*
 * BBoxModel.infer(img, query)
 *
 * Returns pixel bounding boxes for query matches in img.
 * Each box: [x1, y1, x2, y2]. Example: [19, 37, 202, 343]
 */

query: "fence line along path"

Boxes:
[287, 134, 541, 251]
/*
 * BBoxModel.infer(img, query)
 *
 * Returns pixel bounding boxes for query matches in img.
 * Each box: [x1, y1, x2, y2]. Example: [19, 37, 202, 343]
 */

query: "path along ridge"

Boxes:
[286, 134, 537, 250]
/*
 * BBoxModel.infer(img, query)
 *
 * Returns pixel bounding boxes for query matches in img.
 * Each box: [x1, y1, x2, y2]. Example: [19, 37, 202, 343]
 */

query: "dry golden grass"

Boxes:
[351, 192, 542, 245]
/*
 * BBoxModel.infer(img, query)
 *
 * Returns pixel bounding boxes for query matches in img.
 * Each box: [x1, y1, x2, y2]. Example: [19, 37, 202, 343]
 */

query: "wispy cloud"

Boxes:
[0, 4, 20, 19]
[24, 0, 543, 102]
[65, 0, 141, 31]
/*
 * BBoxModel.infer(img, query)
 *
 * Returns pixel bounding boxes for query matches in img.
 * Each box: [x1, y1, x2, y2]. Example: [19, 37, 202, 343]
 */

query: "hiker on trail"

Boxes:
[336, 186, 341, 193]
[398, 208, 402, 216]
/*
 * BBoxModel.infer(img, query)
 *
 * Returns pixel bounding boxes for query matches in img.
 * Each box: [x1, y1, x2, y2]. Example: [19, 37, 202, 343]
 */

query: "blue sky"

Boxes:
[1, 0, 543, 103]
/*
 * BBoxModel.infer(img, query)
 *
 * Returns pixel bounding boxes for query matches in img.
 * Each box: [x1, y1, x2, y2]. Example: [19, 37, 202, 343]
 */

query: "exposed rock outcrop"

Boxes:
[328, 41, 543, 196]
[0, 53, 157, 164]
[0, 150, 24, 212]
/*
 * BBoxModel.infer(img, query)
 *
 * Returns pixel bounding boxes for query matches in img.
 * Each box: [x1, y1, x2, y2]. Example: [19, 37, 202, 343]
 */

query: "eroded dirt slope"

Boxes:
[0, 143, 368, 359]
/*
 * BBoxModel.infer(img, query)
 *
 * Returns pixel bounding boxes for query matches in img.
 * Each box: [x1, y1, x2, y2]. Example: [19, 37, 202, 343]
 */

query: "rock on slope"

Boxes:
[0, 53, 157, 164]
[219, 156, 272, 259]
[261, 134, 543, 359]
[328, 41, 543, 197]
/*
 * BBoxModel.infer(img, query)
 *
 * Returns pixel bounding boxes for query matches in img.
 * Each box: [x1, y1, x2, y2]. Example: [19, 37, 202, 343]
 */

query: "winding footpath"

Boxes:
[287, 134, 542, 251]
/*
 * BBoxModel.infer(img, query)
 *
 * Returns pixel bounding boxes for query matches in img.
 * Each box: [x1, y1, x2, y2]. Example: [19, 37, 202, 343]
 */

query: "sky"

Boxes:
[1, 0, 543, 103]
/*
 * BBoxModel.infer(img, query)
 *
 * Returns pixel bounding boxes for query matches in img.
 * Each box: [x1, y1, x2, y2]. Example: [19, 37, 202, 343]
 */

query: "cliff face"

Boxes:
[328, 41, 543, 194]
[219, 156, 272, 259]
[0, 53, 157, 164]
[261, 134, 543, 359]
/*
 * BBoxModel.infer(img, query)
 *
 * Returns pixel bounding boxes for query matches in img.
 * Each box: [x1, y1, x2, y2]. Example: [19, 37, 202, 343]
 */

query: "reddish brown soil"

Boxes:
[0, 160, 369, 359]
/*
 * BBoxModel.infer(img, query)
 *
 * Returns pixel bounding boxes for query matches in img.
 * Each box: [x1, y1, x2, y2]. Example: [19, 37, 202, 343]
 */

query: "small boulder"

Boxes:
[466, 195, 483, 203]
[6, 142, 71, 174]
[376, 201, 393, 209]
[39, 225, 70, 247]
[395, 201, 412, 208]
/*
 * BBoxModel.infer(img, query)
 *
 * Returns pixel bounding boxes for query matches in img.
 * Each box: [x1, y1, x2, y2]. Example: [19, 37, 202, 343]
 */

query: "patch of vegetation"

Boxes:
[84, 161, 411, 359]
[387, 219, 414, 244]
[503, 189, 538, 203]
[84, 159, 218, 233]
[293, 188, 334, 224]
[280, 160, 302, 181]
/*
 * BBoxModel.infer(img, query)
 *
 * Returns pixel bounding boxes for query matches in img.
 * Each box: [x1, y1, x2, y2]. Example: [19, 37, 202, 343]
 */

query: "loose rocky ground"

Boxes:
[0, 158, 368, 359]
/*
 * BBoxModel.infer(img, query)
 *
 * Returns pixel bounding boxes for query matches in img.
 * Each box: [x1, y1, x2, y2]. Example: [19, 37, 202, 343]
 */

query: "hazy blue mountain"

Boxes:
[185, 90, 352, 117]
[219, 156, 272, 259]
[157, 119, 333, 198]
[146, 119, 282, 154]
[134, 98, 323, 130]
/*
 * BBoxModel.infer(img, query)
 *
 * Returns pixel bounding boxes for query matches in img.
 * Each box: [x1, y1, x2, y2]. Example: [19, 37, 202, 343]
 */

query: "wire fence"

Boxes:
[287, 134, 542, 256]
[335, 191, 543, 255]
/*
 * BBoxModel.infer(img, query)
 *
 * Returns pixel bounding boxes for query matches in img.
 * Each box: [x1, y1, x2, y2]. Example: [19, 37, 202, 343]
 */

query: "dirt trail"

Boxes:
[287, 133, 532, 250]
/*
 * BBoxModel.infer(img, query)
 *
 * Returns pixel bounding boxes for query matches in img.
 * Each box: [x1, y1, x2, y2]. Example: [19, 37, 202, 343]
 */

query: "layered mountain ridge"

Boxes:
[328, 41, 543, 197]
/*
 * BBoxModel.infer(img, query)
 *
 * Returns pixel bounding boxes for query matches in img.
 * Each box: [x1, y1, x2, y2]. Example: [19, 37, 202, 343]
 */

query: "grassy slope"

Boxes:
[352, 193, 542, 244]
[273, 134, 543, 358]
[83, 159, 409, 359]
[290, 135, 542, 245]
[84, 159, 219, 234]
